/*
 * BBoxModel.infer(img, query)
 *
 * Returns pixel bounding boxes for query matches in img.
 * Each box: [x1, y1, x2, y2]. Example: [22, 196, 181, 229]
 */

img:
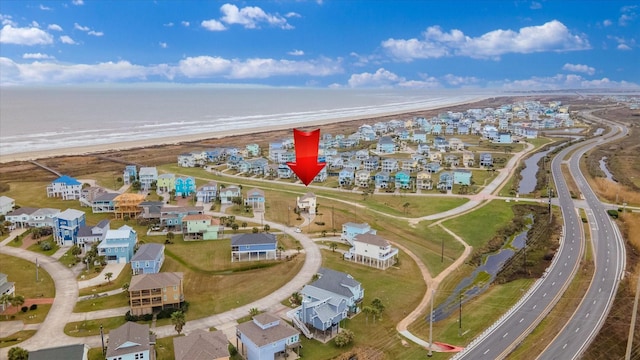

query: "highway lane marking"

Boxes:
[484, 349, 490, 355]
[559, 272, 563, 276]
[575, 327, 580, 333]
[533, 304, 537, 310]
[593, 300, 597, 304]
[586, 313, 590, 318]
[503, 332, 509, 338]
[552, 282, 556, 286]
[563, 343, 568, 349]
[599, 288, 602, 293]
[543, 292, 547, 298]
[519, 318, 524, 323]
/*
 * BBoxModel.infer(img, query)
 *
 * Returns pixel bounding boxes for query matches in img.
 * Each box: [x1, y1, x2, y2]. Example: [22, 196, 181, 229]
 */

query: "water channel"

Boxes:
[599, 156, 616, 182]
[430, 218, 533, 322]
[517, 146, 559, 195]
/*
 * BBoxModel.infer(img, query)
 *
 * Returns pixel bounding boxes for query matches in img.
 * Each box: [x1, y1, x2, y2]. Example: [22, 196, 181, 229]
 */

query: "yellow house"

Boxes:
[157, 173, 176, 192]
[129, 272, 184, 316]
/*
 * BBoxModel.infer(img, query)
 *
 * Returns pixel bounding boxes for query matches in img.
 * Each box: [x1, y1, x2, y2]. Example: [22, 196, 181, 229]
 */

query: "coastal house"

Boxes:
[374, 171, 391, 189]
[160, 206, 204, 230]
[416, 171, 433, 190]
[77, 219, 110, 251]
[91, 192, 118, 214]
[28, 344, 90, 360]
[355, 170, 371, 188]
[114, 193, 145, 220]
[157, 173, 176, 193]
[182, 215, 223, 240]
[479, 153, 493, 167]
[453, 169, 472, 186]
[5, 207, 37, 229]
[220, 186, 242, 205]
[381, 158, 399, 173]
[98, 225, 137, 264]
[129, 272, 184, 316]
[401, 158, 420, 173]
[433, 136, 449, 152]
[196, 181, 218, 203]
[178, 153, 197, 168]
[345, 233, 399, 270]
[449, 137, 465, 151]
[27, 208, 60, 228]
[231, 233, 277, 262]
[80, 186, 106, 207]
[205, 148, 227, 163]
[416, 143, 431, 155]
[0, 196, 15, 216]
[338, 169, 354, 187]
[123, 165, 137, 185]
[462, 151, 475, 167]
[174, 329, 230, 360]
[53, 209, 86, 246]
[444, 154, 459, 167]
[412, 130, 427, 143]
[277, 164, 294, 179]
[246, 143, 260, 157]
[341, 222, 376, 245]
[355, 149, 370, 161]
[437, 171, 454, 191]
[395, 171, 411, 189]
[131, 243, 165, 275]
[376, 136, 395, 154]
[313, 167, 328, 183]
[236, 313, 300, 360]
[175, 176, 196, 197]
[245, 188, 266, 211]
[425, 162, 441, 173]
[363, 156, 380, 171]
[138, 167, 158, 190]
[497, 132, 512, 144]
[47, 175, 82, 200]
[106, 322, 155, 360]
[0, 273, 15, 312]
[296, 192, 317, 215]
[429, 152, 443, 163]
[138, 201, 163, 222]
[345, 159, 361, 171]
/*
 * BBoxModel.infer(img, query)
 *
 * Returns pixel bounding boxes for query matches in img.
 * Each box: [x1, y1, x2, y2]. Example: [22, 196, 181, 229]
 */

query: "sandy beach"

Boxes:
[0, 96, 489, 163]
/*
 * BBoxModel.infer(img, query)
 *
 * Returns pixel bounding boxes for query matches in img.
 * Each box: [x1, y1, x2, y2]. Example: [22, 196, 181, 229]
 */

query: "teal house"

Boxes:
[175, 176, 195, 197]
[394, 171, 411, 189]
[453, 169, 472, 186]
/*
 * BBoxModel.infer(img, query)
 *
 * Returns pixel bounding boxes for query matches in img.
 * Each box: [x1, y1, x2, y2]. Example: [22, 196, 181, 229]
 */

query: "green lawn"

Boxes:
[4, 304, 52, 325]
[78, 264, 132, 296]
[74, 292, 129, 313]
[26, 236, 59, 256]
[0, 254, 55, 299]
[442, 200, 515, 248]
[59, 247, 82, 268]
[64, 316, 128, 337]
[0, 330, 37, 349]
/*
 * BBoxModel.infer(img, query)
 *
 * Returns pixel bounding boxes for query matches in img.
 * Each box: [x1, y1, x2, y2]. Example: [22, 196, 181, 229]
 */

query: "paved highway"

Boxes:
[454, 113, 627, 360]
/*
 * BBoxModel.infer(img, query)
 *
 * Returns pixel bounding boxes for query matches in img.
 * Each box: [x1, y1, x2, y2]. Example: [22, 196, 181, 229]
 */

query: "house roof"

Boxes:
[77, 225, 97, 238]
[6, 207, 38, 217]
[56, 209, 85, 221]
[342, 222, 370, 230]
[158, 173, 175, 179]
[131, 243, 164, 262]
[300, 192, 316, 201]
[354, 233, 390, 247]
[104, 226, 135, 241]
[139, 167, 158, 176]
[173, 329, 229, 360]
[94, 192, 119, 202]
[0, 196, 14, 206]
[130, 272, 183, 291]
[231, 233, 276, 246]
[236, 313, 299, 347]
[247, 188, 265, 197]
[52, 175, 81, 185]
[28, 343, 88, 360]
[311, 268, 360, 299]
[160, 206, 204, 214]
[30, 208, 60, 218]
[182, 214, 212, 222]
[106, 322, 151, 358]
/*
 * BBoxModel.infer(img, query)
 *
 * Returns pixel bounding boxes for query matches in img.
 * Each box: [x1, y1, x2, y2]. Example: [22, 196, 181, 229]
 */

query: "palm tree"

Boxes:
[329, 243, 338, 252]
[166, 231, 175, 243]
[362, 305, 373, 325]
[263, 224, 270, 233]
[249, 307, 260, 317]
[321, 230, 327, 237]
[122, 282, 130, 294]
[70, 245, 82, 260]
[241, 221, 247, 229]
[277, 245, 285, 259]
[10, 295, 24, 310]
[104, 272, 113, 284]
[1, 294, 11, 318]
[402, 202, 410, 214]
[231, 223, 239, 232]
[8, 347, 28, 360]
[171, 310, 186, 335]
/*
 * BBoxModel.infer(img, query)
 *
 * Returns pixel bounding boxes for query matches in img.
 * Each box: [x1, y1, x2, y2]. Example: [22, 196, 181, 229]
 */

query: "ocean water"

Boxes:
[0, 86, 490, 156]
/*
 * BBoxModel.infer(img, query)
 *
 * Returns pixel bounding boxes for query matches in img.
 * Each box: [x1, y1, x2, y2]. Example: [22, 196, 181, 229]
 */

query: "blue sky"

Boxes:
[0, 0, 638, 89]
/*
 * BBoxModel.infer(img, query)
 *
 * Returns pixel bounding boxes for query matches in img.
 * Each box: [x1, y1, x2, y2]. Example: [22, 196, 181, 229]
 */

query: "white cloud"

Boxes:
[562, 63, 595, 75]
[285, 12, 301, 18]
[177, 56, 232, 77]
[201, 19, 227, 31]
[0, 14, 16, 26]
[48, 24, 63, 31]
[219, 3, 293, 29]
[608, 35, 636, 50]
[530, 1, 542, 10]
[0, 24, 53, 45]
[618, 43, 632, 50]
[74, 23, 90, 31]
[500, 74, 639, 90]
[619, 5, 637, 26]
[23, 52, 54, 59]
[603, 19, 612, 27]
[88, 30, 103, 36]
[443, 74, 480, 86]
[72, 0, 84, 5]
[59, 35, 76, 44]
[288, 49, 304, 56]
[163, 22, 174, 27]
[39, 5, 52, 11]
[159, 42, 167, 48]
[31, 21, 40, 28]
[348, 68, 405, 88]
[382, 20, 590, 61]
[181, 21, 190, 27]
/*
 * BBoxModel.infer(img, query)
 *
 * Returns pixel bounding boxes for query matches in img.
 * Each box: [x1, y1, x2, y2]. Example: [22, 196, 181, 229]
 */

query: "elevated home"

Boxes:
[236, 313, 300, 360]
[437, 171, 454, 191]
[479, 153, 493, 167]
[220, 186, 242, 205]
[381, 158, 398, 173]
[338, 169, 354, 187]
[139, 201, 163, 222]
[157, 173, 176, 192]
[346, 233, 399, 270]
[0, 273, 15, 312]
[395, 171, 411, 189]
[91, 192, 118, 213]
[401, 158, 420, 173]
[247, 158, 269, 175]
[182, 215, 223, 240]
[114, 193, 145, 220]
[355, 170, 371, 188]
[131, 243, 165, 275]
[425, 162, 441, 173]
[416, 143, 431, 155]
[355, 149, 370, 161]
[429, 152, 443, 163]
[376, 136, 395, 154]
[449, 137, 465, 151]
[77, 219, 110, 251]
[245, 188, 265, 211]
[231, 233, 277, 262]
[129, 272, 184, 316]
[453, 169, 472, 186]
[28, 208, 60, 228]
[53, 209, 86, 246]
[139, 167, 158, 190]
[458, 124, 470, 135]
[246, 143, 260, 157]
[462, 151, 475, 167]
[5, 207, 37, 228]
[363, 156, 380, 171]
[296, 192, 317, 215]
[28, 344, 90, 360]
[313, 167, 328, 183]
[374, 171, 391, 189]
[205, 148, 227, 163]
[416, 171, 433, 190]
[341, 222, 376, 245]
[123, 165, 137, 185]
[175, 176, 196, 197]
[0, 196, 14, 216]
[412, 130, 427, 143]
[160, 206, 204, 230]
[47, 175, 82, 200]
[196, 181, 218, 203]
[174, 329, 230, 360]
[106, 322, 155, 360]
[98, 225, 137, 264]
[178, 153, 197, 167]
[433, 136, 449, 152]
[497, 132, 512, 144]
[277, 164, 293, 179]
[444, 154, 459, 167]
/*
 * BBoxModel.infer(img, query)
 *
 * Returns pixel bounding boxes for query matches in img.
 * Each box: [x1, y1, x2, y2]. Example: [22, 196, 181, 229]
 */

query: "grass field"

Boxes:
[0, 254, 55, 299]
[64, 315, 128, 337]
[79, 264, 132, 296]
[74, 292, 129, 313]
[0, 330, 37, 349]
[442, 200, 515, 248]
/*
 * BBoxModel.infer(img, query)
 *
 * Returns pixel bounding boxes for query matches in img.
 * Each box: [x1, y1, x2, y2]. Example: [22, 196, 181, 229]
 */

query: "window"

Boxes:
[145, 261, 149, 267]
[173, 285, 177, 291]
[174, 293, 178, 300]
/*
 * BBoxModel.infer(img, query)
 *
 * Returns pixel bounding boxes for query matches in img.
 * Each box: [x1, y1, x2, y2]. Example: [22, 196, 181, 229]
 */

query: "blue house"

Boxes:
[98, 225, 137, 264]
[338, 169, 354, 186]
[196, 181, 218, 203]
[245, 188, 266, 211]
[437, 172, 454, 191]
[412, 130, 427, 143]
[479, 153, 493, 167]
[231, 233, 277, 262]
[395, 171, 411, 189]
[123, 165, 137, 185]
[277, 164, 293, 178]
[497, 132, 512, 144]
[175, 176, 195, 197]
[454, 169, 472, 186]
[131, 243, 165, 275]
[53, 209, 86, 246]
[374, 171, 391, 189]
[431, 124, 442, 135]
[236, 313, 300, 360]
[376, 136, 396, 154]
[160, 206, 204, 230]
[341, 222, 376, 245]
[425, 162, 441, 173]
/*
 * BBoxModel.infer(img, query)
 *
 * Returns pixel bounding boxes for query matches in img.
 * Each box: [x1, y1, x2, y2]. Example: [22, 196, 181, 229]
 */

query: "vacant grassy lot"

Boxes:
[0, 254, 55, 299]
[74, 292, 129, 313]
[65, 315, 128, 337]
[442, 200, 516, 248]
[0, 330, 37, 349]
[79, 264, 132, 296]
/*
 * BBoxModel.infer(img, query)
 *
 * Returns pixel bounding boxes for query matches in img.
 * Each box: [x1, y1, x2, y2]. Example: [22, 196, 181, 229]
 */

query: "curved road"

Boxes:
[454, 111, 627, 360]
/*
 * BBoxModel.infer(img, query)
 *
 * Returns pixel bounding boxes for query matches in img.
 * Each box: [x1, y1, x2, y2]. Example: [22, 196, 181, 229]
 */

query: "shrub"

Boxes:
[21, 306, 28, 313]
[39, 241, 52, 251]
[314, 221, 325, 226]
[29, 304, 37, 311]
[607, 209, 619, 219]
[228, 344, 238, 356]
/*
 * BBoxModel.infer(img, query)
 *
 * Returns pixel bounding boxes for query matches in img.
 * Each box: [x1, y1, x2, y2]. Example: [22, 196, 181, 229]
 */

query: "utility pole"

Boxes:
[36, 258, 39, 282]
[459, 294, 463, 337]
[625, 272, 640, 359]
[428, 289, 435, 357]
[287, 206, 291, 227]
[100, 324, 105, 356]
[441, 238, 444, 263]
[523, 235, 527, 274]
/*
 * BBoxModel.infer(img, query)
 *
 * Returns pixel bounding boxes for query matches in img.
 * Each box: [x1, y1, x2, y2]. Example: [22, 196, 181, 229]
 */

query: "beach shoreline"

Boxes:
[0, 96, 490, 163]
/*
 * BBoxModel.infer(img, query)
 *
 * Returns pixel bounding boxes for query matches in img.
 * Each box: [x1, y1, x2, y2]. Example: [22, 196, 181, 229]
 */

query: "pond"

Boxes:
[517, 146, 558, 195]
[429, 217, 533, 322]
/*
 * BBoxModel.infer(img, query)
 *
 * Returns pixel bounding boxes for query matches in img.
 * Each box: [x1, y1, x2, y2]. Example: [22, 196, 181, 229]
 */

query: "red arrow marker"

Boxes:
[287, 128, 326, 186]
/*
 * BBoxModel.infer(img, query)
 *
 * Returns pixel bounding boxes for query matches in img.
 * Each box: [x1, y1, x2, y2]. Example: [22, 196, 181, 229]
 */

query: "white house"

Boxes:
[0, 196, 15, 216]
[138, 167, 158, 190]
[46, 175, 82, 200]
[346, 233, 399, 270]
[296, 192, 317, 215]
